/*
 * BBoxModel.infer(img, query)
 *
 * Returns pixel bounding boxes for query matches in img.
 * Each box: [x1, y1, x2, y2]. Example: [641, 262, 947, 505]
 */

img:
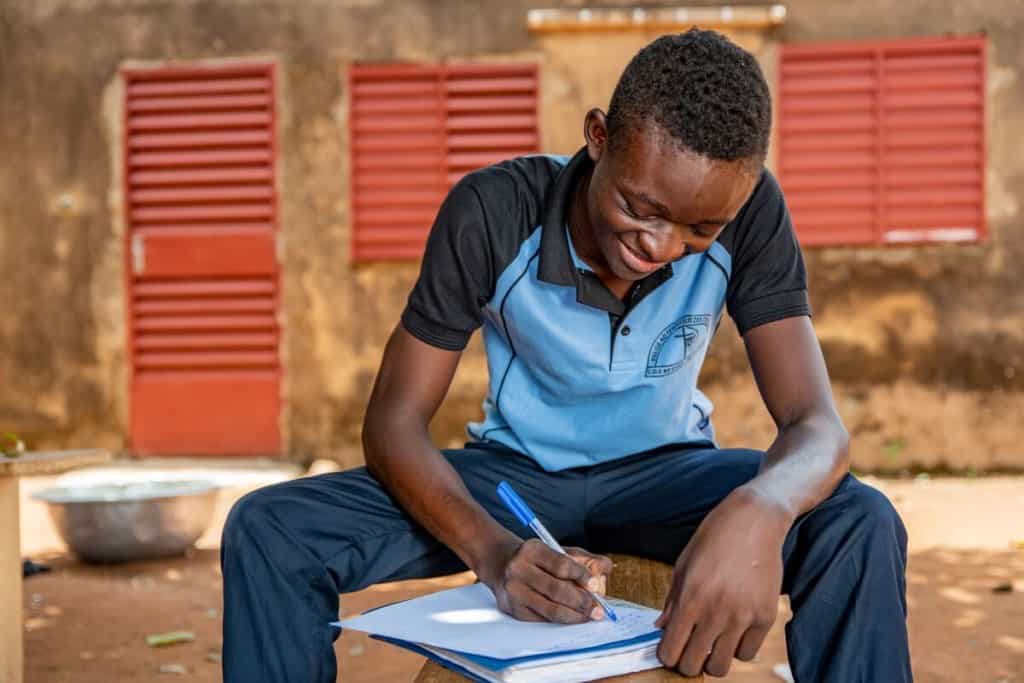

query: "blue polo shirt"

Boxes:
[401, 149, 810, 471]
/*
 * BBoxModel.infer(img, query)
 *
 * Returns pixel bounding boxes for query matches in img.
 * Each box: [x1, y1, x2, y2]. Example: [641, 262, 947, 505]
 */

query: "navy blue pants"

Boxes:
[221, 443, 911, 682]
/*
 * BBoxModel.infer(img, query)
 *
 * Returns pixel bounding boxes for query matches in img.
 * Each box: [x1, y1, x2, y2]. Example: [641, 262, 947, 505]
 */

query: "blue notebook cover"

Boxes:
[374, 630, 661, 670]
[370, 629, 661, 680]
[371, 636, 492, 683]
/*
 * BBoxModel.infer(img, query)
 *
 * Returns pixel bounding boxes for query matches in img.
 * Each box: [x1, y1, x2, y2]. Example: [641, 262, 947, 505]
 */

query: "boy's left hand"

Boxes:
[654, 487, 791, 678]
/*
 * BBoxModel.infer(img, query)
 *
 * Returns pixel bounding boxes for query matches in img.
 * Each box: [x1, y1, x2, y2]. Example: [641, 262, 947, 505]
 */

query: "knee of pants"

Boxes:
[221, 485, 278, 559]
[843, 479, 908, 559]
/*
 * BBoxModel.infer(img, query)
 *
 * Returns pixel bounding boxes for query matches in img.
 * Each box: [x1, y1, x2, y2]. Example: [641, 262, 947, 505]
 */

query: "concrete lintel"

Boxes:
[527, 5, 786, 33]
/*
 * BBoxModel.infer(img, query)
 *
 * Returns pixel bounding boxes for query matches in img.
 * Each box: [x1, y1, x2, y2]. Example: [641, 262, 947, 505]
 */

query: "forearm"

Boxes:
[739, 410, 850, 523]
[362, 411, 518, 581]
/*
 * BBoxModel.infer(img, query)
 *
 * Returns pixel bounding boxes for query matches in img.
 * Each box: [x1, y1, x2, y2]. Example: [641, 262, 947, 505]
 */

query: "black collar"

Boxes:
[537, 147, 589, 288]
[536, 147, 672, 315]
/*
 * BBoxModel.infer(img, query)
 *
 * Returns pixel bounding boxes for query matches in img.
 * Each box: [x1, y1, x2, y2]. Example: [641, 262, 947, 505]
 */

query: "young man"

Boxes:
[222, 30, 911, 682]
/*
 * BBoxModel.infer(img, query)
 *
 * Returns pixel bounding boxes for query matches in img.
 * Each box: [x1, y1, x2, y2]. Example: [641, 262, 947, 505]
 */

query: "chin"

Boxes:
[610, 261, 646, 282]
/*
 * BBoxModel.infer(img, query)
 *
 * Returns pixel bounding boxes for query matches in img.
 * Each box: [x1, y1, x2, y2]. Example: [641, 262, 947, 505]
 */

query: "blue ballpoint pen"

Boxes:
[497, 480, 618, 623]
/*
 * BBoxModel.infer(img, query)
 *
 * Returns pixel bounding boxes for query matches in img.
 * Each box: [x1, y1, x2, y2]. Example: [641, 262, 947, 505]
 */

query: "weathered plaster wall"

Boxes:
[0, 0, 547, 464]
[537, 27, 768, 154]
[750, 0, 1024, 471]
[1, 0, 1022, 471]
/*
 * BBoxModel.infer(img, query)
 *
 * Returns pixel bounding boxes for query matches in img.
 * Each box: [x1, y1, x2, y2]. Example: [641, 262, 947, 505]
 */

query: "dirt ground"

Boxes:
[19, 469, 1024, 683]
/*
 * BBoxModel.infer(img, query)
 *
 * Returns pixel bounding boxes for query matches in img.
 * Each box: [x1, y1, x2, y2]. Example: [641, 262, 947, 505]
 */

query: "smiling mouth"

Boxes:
[617, 238, 665, 274]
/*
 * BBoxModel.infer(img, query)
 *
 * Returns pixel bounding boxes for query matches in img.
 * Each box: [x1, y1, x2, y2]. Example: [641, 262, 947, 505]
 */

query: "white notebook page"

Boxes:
[334, 582, 661, 659]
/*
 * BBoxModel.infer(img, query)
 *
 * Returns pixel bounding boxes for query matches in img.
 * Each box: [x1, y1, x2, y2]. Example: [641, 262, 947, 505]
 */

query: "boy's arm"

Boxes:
[362, 325, 611, 624]
[739, 314, 850, 517]
[656, 315, 849, 677]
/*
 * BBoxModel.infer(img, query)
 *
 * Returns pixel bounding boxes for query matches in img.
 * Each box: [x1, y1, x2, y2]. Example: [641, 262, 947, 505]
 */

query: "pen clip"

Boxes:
[497, 481, 536, 528]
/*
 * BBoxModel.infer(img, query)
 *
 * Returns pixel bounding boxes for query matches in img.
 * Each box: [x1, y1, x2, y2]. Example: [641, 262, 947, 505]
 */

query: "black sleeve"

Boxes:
[725, 170, 811, 335]
[400, 178, 494, 351]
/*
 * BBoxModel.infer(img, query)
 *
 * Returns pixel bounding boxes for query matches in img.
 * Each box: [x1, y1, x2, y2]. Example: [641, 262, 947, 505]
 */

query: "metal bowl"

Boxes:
[32, 480, 220, 563]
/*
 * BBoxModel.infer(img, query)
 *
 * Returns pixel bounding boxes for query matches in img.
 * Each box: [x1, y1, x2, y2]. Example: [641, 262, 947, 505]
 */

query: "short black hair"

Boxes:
[606, 28, 772, 166]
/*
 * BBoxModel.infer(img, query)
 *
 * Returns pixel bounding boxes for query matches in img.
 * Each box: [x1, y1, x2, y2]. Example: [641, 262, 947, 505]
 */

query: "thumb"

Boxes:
[565, 549, 612, 595]
[565, 548, 612, 574]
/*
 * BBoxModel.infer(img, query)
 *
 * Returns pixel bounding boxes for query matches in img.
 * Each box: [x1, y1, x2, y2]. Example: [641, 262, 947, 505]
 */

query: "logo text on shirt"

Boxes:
[646, 314, 712, 377]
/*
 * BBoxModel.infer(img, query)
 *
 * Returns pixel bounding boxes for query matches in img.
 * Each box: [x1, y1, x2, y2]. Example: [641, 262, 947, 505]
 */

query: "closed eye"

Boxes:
[690, 225, 720, 238]
[622, 202, 657, 222]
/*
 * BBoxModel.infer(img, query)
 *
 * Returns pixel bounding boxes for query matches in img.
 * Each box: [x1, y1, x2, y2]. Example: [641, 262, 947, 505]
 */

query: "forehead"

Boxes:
[605, 126, 756, 222]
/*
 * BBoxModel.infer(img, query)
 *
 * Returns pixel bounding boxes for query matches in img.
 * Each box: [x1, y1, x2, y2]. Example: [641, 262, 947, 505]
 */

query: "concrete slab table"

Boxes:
[0, 449, 114, 683]
[416, 554, 704, 683]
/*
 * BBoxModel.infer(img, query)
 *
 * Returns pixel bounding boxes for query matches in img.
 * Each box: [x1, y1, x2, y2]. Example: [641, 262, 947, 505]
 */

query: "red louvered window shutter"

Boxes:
[349, 63, 540, 261]
[778, 36, 987, 246]
[123, 63, 282, 456]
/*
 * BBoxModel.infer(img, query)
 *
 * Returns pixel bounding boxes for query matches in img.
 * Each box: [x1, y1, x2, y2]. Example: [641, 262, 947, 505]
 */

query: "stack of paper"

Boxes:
[333, 583, 665, 683]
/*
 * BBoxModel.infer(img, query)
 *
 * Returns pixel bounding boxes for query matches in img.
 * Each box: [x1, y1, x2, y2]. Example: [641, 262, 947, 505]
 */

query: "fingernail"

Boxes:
[587, 577, 600, 593]
[590, 606, 605, 621]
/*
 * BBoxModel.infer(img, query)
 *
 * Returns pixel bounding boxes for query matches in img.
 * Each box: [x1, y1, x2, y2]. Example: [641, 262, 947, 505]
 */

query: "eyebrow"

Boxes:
[621, 187, 731, 226]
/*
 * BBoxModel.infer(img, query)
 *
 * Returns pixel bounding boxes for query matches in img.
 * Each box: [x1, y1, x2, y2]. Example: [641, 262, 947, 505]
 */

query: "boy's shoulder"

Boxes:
[429, 154, 570, 268]
[747, 166, 786, 212]
[453, 153, 568, 221]
[715, 166, 790, 255]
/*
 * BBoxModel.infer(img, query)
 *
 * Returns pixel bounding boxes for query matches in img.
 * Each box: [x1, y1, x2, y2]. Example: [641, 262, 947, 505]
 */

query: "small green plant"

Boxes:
[883, 437, 906, 465]
[1, 432, 25, 458]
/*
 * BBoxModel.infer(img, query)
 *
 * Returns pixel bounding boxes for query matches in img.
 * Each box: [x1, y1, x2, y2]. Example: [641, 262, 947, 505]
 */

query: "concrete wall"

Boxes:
[1, 0, 1021, 471]
[763, 0, 1024, 471]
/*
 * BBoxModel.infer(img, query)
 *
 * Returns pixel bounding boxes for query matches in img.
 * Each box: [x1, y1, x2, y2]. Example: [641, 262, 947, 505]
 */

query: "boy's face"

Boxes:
[580, 111, 759, 282]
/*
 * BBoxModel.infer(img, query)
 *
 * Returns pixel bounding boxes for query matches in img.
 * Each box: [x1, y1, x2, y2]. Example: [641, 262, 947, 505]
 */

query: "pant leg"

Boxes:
[782, 475, 911, 683]
[583, 446, 763, 563]
[220, 443, 585, 683]
[584, 446, 910, 682]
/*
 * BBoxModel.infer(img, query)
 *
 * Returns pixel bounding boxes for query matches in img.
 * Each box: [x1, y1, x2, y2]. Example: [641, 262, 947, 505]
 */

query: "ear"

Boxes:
[583, 109, 608, 163]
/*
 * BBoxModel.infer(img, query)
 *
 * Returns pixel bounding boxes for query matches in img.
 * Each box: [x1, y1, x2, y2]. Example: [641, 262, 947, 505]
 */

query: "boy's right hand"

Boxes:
[480, 537, 613, 624]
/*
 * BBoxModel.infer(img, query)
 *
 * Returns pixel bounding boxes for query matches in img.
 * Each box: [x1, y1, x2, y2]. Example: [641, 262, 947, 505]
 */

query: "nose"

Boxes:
[636, 228, 688, 264]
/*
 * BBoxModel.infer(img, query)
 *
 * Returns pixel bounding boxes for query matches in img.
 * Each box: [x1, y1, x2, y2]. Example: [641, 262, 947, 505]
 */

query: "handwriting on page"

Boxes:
[540, 599, 656, 651]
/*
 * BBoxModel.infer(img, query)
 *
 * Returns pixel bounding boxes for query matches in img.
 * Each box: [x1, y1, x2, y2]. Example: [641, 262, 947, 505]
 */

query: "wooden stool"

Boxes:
[415, 554, 703, 682]
[0, 449, 113, 683]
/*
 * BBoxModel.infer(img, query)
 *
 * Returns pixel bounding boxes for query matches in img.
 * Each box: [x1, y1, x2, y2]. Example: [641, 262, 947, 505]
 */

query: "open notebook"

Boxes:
[333, 583, 665, 683]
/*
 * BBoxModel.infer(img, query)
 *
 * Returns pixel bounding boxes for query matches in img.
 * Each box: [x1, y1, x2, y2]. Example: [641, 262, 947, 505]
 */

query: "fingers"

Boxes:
[502, 540, 602, 624]
[565, 547, 614, 579]
[676, 619, 722, 677]
[657, 607, 773, 677]
[524, 540, 589, 583]
[655, 575, 682, 630]
[704, 624, 744, 678]
[523, 563, 595, 616]
[656, 604, 696, 669]
[504, 576, 593, 624]
[564, 547, 612, 596]
[736, 622, 771, 662]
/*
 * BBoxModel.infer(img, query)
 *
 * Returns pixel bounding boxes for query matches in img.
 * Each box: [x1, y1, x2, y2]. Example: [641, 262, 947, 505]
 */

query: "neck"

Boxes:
[566, 169, 632, 299]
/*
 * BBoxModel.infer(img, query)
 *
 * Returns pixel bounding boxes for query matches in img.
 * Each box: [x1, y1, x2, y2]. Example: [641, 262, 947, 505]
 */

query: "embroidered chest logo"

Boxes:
[646, 314, 712, 377]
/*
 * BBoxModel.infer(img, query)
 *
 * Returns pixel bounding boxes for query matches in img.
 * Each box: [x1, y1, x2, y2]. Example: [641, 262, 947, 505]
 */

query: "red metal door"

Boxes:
[123, 64, 281, 456]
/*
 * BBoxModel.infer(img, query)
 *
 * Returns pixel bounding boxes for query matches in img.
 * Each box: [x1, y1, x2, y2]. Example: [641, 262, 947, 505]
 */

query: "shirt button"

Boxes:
[621, 326, 631, 336]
